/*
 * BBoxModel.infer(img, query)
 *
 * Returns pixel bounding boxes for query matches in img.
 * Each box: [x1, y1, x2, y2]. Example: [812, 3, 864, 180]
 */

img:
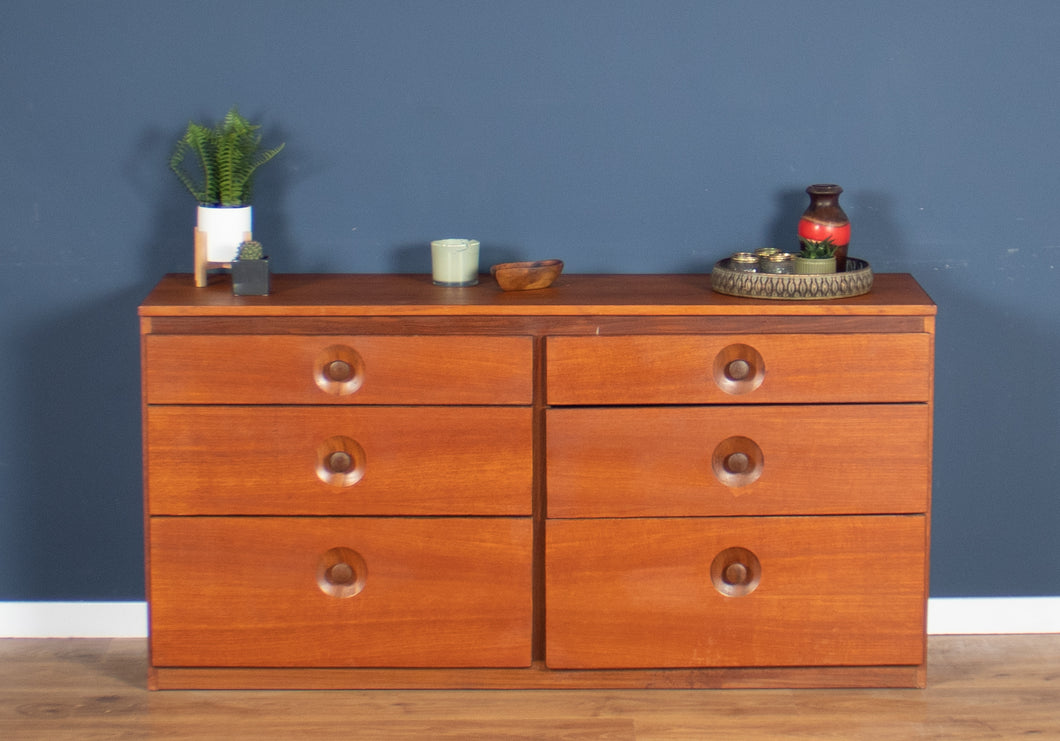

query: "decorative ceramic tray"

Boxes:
[711, 257, 873, 300]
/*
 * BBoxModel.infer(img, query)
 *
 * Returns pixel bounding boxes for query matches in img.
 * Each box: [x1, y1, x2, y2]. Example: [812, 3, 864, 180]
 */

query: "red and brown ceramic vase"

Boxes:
[797, 184, 850, 271]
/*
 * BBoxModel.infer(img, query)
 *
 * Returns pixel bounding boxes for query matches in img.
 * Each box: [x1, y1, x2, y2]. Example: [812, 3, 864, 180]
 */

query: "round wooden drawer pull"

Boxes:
[712, 344, 765, 395]
[327, 451, 353, 474]
[317, 547, 367, 599]
[711, 547, 761, 597]
[711, 437, 763, 487]
[326, 562, 355, 586]
[726, 359, 751, 381]
[724, 451, 750, 474]
[316, 437, 366, 487]
[325, 359, 354, 382]
[723, 562, 749, 586]
[314, 345, 365, 396]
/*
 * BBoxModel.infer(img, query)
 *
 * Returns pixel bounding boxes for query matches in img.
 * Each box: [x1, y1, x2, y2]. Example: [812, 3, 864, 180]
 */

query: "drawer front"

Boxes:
[547, 404, 930, 517]
[147, 406, 532, 515]
[144, 335, 533, 404]
[546, 334, 931, 404]
[150, 516, 533, 668]
[546, 515, 926, 669]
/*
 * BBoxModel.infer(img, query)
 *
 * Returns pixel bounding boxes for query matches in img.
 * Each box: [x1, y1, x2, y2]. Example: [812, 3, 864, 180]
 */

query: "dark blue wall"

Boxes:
[2, 1, 1057, 600]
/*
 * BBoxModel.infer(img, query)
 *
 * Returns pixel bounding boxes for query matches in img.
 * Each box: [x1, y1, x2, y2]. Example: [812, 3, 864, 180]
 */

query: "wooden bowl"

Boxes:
[490, 259, 564, 291]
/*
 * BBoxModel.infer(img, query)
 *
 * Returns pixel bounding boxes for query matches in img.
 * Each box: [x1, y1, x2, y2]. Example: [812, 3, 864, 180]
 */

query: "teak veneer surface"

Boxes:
[139, 272, 936, 317]
[546, 333, 932, 404]
[547, 404, 931, 517]
[546, 515, 927, 669]
[147, 405, 533, 516]
[144, 334, 533, 404]
[140, 272, 935, 690]
[150, 517, 533, 668]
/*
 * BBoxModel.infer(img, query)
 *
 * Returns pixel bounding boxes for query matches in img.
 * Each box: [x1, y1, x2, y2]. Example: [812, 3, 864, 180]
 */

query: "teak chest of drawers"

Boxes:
[139, 272, 935, 689]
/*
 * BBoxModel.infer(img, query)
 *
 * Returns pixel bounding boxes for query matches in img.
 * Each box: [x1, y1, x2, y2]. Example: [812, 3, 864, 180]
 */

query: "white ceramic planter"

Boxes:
[197, 205, 252, 263]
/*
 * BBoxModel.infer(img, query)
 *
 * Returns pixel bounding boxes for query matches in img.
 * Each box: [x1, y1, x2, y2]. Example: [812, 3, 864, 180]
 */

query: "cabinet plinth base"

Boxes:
[150, 662, 927, 691]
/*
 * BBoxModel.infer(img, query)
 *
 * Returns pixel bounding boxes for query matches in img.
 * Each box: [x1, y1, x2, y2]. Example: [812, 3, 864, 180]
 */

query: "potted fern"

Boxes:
[231, 240, 269, 296]
[169, 107, 285, 263]
[794, 236, 838, 274]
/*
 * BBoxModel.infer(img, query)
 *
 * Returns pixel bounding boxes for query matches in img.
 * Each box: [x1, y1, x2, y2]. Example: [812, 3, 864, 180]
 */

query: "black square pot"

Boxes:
[231, 259, 270, 296]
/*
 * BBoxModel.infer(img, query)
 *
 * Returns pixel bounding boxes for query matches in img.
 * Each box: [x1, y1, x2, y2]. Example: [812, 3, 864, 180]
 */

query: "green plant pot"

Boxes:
[232, 259, 270, 296]
[793, 256, 836, 274]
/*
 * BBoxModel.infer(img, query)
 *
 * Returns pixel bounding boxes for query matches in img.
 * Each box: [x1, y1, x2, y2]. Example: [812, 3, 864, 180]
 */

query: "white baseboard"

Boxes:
[926, 597, 1060, 635]
[0, 602, 148, 638]
[1, 598, 1058, 638]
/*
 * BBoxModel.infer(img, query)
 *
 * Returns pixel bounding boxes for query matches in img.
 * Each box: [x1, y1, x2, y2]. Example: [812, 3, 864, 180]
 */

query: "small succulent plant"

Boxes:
[798, 236, 838, 259]
[236, 240, 264, 260]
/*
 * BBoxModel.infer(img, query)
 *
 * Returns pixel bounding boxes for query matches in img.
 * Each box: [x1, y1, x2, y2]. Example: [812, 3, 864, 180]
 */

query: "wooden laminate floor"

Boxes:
[1, 635, 1058, 740]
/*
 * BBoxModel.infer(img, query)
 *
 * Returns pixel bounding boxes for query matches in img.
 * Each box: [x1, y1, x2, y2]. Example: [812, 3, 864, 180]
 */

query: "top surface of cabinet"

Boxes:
[139, 273, 936, 318]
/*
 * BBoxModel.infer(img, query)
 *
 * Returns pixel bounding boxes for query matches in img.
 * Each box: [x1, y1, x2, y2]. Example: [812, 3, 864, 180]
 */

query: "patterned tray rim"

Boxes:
[710, 257, 873, 300]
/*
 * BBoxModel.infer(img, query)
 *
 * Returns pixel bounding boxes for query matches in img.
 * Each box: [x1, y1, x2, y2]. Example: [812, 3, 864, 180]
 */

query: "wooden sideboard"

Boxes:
[139, 272, 935, 689]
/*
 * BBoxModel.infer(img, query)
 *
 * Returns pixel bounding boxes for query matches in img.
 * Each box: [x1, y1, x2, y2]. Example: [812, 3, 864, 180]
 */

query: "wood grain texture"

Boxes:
[547, 404, 931, 517]
[148, 663, 924, 691]
[138, 272, 937, 317]
[546, 333, 933, 404]
[147, 313, 931, 336]
[3, 636, 1058, 740]
[147, 405, 532, 515]
[144, 334, 533, 405]
[546, 516, 927, 669]
[149, 517, 533, 668]
[140, 273, 935, 689]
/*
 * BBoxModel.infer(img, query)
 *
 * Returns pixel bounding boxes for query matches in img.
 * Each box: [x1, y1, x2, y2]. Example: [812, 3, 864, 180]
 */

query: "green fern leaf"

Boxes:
[169, 106, 283, 207]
